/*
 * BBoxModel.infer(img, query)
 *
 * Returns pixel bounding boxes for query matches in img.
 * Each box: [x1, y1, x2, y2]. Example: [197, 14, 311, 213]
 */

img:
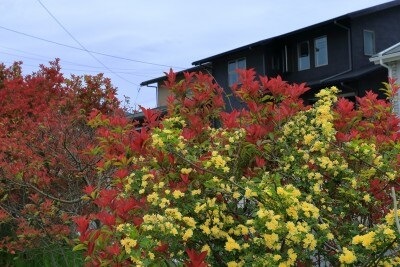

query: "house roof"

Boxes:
[140, 64, 211, 87]
[126, 105, 168, 121]
[307, 65, 382, 87]
[192, 0, 400, 66]
[370, 41, 400, 63]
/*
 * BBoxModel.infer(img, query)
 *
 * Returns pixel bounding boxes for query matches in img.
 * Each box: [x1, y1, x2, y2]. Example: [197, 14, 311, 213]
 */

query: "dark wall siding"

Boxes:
[351, 6, 400, 69]
[204, 4, 400, 111]
[211, 59, 245, 112]
[210, 46, 266, 111]
[278, 23, 350, 84]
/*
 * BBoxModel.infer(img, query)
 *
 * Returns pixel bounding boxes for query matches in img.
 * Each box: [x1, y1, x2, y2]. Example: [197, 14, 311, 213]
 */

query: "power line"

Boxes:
[0, 45, 169, 73]
[36, 0, 138, 86]
[0, 25, 186, 70]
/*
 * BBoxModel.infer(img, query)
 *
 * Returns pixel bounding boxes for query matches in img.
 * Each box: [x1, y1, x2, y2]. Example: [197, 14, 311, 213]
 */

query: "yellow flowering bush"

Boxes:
[78, 70, 400, 266]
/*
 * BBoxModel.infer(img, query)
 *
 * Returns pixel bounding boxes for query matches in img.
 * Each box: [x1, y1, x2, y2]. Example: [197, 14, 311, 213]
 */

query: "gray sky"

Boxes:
[0, 0, 393, 109]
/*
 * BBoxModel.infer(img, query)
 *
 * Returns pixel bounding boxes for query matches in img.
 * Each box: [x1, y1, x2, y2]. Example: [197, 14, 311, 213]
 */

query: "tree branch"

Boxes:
[11, 180, 82, 204]
[391, 187, 400, 235]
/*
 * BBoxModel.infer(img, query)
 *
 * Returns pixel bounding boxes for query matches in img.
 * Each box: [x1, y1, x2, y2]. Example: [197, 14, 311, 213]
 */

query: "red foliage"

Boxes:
[0, 60, 120, 252]
[334, 90, 400, 144]
[185, 249, 208, 267]
[73, 68, 400, 265]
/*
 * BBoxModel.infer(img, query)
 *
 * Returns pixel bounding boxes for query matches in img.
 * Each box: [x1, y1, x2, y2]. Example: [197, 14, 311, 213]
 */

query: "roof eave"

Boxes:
[192, 1, 400, 66]
[191, 16, 348, 66]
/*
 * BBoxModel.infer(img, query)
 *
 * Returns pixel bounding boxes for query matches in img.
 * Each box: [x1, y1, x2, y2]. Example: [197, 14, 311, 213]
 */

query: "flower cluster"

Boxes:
[78, 70, 400, 266]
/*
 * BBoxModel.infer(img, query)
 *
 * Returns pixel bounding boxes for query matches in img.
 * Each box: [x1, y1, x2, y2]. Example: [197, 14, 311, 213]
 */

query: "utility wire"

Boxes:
[36, 0, 138, 85]
[0, 25, 186, 70]
[0, 51, 157, 77]
[0, 45, 168, 73]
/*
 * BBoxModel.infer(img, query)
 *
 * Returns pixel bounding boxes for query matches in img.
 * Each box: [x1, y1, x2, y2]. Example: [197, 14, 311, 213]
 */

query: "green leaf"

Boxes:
[72, 243, 86, 251]
[204, 179, 216, 189]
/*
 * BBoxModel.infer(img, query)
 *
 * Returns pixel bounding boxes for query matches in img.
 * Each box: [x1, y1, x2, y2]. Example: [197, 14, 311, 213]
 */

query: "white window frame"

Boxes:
[314, 36, 328, 67]
[363, 30, 375, 56]
[228, 58, 246, 86]
[298, 41, 310, 71]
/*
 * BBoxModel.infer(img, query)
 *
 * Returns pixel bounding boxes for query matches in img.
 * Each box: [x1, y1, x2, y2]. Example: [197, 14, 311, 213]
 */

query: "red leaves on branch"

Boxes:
[140, 106, 162, 128]
[74, 68, 400, 265]
[113, 198, 141, 220]
[334, 90, 400, 144]
[0, 60, 121, 252]
[185, 249, 208, 267]
[94, 189, 119, 208]
[73, 216, 90, 236]
[96, 212, 116, 227]
[130, 127, 151, 154]
[106, 243, 121, 256]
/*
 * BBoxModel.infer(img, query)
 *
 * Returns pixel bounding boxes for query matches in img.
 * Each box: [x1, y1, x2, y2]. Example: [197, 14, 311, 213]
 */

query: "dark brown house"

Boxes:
[142, 1, 400, 109]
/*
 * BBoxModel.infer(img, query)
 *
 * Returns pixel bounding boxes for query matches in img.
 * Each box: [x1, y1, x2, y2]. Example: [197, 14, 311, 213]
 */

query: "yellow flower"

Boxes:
[318, 223, 328, 230]
[301, 202, 320, 219]
[146, 192, 159, 204]
[225, 237, 241, 251]
[170, 228, 178, 235]
[266, 219, 279, 231]
[194, 203, 206, 213]
[120, 238, 137, 254]
[182, 216, 196, 228]
[165, 208, 182, 220]
[191, 189, 201, 195]
[339, 247, 356, 264]
[172, 190, 185, 199]
[245, 187, 257, 198]
[263, 233, 279, 250]
[353, 231, 375, 249]
[200, 224, 211, 235]
[181, 168, 193, 174]
[273, 254, 282, 261]
[148, 252, 155, 260]
[383, 227, 396, 239]
[232, 191, 241, 199]
[116, 224, 125, 232]
[287, 248, 297, 263]
[201, 244, 211, 255]
[182, 229, 193, 241]
[326, 233, 334, 240]
[303, 133, 314, 145]
[159, 198, 170, 208]
[303, 233, 317, 250]
[363, 194, 371, 202]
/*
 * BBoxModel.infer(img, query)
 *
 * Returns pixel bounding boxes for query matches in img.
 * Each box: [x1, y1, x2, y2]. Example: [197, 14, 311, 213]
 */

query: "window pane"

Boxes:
[237, 59, 246, 69]
[299, 57, 310, 70]
[298, 41, 310, 71]
[299, 42, 309, 57]
[364, 30, 375, 56]
[315, 36, 328, 67]
[228, 58, 246, 86]
[228, 74, 237, 86]
[228, 62, 236, 72]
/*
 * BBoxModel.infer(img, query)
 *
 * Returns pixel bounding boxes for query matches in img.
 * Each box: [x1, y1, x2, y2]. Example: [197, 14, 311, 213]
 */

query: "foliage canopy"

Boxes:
[75, 69, 400, 266]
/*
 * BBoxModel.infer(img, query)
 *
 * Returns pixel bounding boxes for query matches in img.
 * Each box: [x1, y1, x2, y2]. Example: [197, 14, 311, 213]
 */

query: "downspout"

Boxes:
[320, 20, 352, 82]
[377, 58, 392, 77]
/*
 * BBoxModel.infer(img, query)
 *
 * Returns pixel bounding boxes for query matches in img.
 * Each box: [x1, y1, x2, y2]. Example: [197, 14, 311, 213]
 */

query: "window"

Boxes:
[228, 58, 246, 86]
[271, 45, 289, 73]
[298, 41, 310, 71]
[364, 30, 375, 56]
[315, 36, 328, 67]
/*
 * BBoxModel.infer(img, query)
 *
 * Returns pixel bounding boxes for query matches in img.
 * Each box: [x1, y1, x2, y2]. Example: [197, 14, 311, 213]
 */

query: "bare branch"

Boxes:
[391, 187, 400, 235]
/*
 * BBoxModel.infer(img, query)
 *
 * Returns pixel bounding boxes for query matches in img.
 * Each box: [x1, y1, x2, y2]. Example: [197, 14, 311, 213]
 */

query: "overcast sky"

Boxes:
[0, 0, 393, 109]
